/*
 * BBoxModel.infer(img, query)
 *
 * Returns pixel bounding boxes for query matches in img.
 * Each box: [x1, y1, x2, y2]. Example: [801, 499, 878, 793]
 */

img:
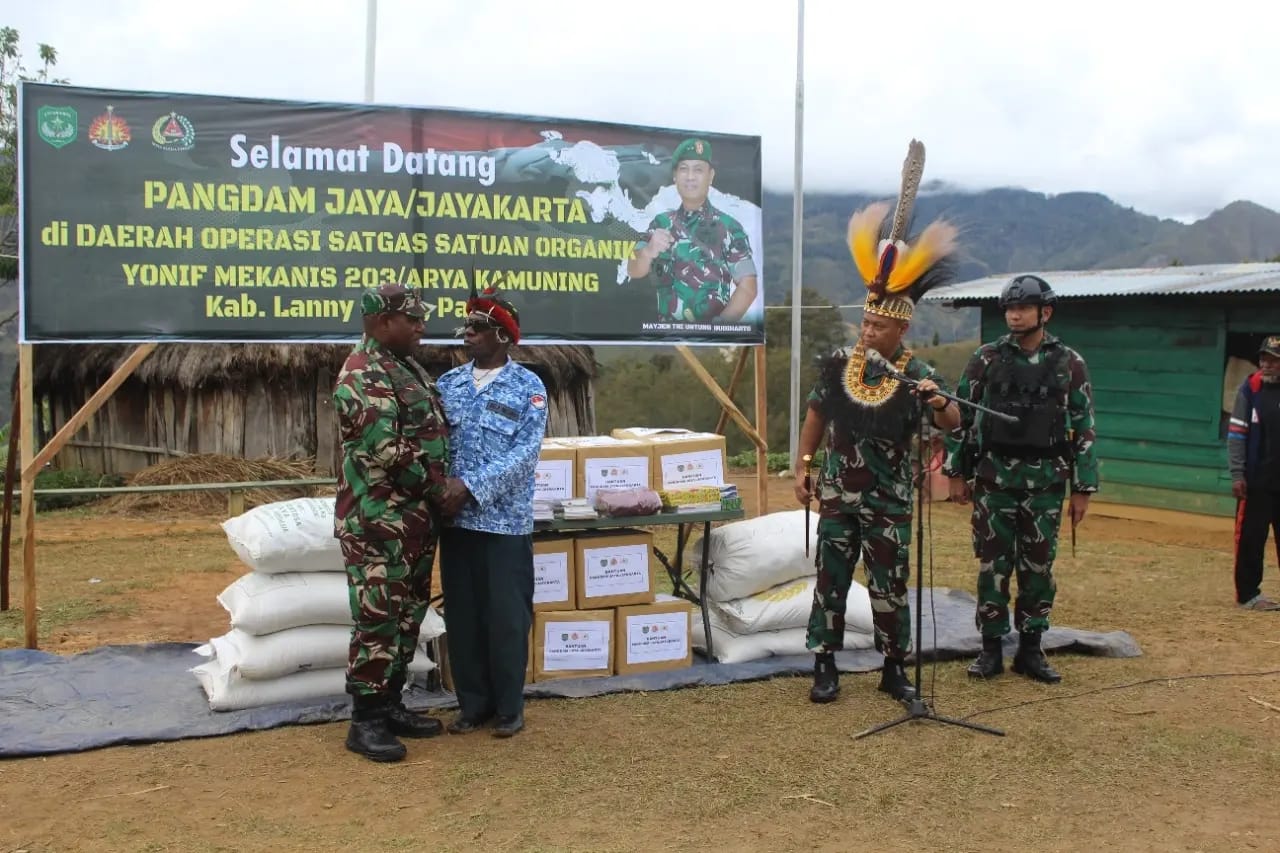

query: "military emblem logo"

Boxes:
[89, 106, 131, 151]
[152, 112, 195, 151]
[694, 140, 704, 155]
[36, 106, 77, 149]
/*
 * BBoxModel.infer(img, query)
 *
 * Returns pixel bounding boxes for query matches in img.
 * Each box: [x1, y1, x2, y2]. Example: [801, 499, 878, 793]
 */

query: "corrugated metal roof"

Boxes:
[921, 262, 1280, 304]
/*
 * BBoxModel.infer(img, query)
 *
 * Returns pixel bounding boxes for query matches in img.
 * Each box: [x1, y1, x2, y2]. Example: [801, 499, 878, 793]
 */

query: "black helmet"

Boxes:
[999, 274, 1057, 308]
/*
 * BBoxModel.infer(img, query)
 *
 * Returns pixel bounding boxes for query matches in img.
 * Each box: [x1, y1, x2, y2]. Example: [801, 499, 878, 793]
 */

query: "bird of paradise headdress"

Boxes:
[848, 139, 959, 322]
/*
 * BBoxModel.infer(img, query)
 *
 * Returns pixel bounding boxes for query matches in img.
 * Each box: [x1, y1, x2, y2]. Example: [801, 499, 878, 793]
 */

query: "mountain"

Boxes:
[1099, 201, 1280, 268]
[758, 188, 1280, 346]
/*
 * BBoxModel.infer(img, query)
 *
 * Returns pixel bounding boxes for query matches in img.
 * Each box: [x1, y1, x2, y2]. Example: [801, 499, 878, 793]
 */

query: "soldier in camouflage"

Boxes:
[944, 274, 1099, 684]
[333, 283, 469, 762]
[626, 137, 758, 323]
[796, 140, 963, 707]
[795, 311, 961, 705]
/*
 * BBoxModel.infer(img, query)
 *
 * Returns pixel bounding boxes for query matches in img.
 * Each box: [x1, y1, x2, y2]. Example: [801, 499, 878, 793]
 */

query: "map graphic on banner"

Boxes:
[17, 82, 765, 346]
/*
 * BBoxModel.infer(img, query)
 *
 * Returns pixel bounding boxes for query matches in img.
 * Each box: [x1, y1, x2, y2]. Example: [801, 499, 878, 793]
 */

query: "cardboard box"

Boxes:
[644, 431, 728, 492]
[574, 530, 656, 609]
[535, 440, 577, 502]
[610, 427, 693, 440]
[572, 437, 652, 504]
[533, 609, 614, 682]
[532, 536, 576, 612]
[614, 594, 694, 675]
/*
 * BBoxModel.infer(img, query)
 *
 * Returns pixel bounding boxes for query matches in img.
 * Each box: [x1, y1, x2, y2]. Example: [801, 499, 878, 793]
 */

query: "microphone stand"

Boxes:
[855, 357, 1006, 741]
[864, 351, 1020, 425]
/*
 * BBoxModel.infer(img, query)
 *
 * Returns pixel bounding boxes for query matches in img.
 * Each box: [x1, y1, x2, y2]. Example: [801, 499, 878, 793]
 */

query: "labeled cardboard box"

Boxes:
[571, 436, 652, 504]
[535, 440, 577, 502]
[614, 594, 694, 675]
[532, 536, 576, 612]
[610, 427, 693, 440]
[533, 609, 614, 682]
[644, 431, 728, 492]
[574, 530, 656, 609]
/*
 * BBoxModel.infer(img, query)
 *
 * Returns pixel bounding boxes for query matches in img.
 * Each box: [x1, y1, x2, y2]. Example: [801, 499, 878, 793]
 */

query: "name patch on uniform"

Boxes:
[486, 400, 521, 421]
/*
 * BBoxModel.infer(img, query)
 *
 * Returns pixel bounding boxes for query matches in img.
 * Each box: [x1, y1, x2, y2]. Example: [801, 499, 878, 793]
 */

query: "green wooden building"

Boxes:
[922, 263, 1280, 517]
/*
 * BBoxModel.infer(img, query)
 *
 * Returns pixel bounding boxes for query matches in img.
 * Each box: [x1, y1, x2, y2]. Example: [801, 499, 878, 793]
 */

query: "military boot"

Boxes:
[1011, 631, 1062, 684]
[877, 657, 916, 702]
[809, 652, 839, 703]
[385, 674, 443, 739]
[967, 636, 1005, 679]
[346, 694, 407, 763]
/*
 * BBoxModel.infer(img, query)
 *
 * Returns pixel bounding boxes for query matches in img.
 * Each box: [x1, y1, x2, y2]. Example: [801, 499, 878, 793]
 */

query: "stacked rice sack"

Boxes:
[690, 510, 875, 663]
[190, 497, 442, 711]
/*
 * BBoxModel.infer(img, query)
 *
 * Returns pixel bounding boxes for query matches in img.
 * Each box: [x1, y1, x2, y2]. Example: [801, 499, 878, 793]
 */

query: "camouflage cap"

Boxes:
[1261, 335, 1280, 357]
[672, 137, 713, 166]
[361, 283, 426, 319]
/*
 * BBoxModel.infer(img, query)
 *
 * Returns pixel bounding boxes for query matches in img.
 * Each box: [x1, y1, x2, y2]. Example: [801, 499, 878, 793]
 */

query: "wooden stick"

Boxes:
[753, 345, 768, 516]
[19, 345, 35, 648]
[1248, 696, 1280, 713]
[673, 346, 765, 451]
[20, 344, 156, 648]
[85, 784, 171, 801]
[713, 348, 750, 436]
[1, 384, 18, 611]
[781, 793, 835, 808]
[24, 343, 157, 479]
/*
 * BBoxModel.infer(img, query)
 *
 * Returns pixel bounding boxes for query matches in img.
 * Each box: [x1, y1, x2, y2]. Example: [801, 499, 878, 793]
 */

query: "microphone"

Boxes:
[865, 347, 1023, 426]
[863, 347, 916, 385]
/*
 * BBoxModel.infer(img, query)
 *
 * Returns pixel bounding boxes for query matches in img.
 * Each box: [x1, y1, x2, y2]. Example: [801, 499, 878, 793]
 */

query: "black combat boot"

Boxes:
[967, 636, 1005, 679]
[346, 694, 407, 763]
[1011, 631, 1062, 684]
[385, 674, 443, 739]
[877, 657, 916, 702]
[809, 652, 840, 703]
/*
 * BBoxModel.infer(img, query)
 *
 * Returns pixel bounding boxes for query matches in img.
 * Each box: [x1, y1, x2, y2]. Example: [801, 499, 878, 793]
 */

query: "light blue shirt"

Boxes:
[437, 358, 549, 535]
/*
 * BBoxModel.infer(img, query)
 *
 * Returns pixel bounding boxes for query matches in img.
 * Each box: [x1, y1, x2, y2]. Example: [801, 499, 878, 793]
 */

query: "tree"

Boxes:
[754, 288, 846, 457]
[1, 27, 66, 288]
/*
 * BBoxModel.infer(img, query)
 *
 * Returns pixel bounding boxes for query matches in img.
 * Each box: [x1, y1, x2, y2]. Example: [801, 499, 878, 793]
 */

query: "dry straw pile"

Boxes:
[104, 454, 327, 515]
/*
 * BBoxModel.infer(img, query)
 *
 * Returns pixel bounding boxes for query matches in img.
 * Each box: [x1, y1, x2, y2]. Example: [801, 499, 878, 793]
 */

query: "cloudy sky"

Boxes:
[8, 0, 1276, 223]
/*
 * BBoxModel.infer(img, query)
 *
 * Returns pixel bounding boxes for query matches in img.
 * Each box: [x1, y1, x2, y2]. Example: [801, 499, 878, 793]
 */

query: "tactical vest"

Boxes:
[980, 347, 1068, 458]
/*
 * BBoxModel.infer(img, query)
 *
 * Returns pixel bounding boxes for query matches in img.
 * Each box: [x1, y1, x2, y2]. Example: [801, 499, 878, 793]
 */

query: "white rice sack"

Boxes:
[216, 571, 351, 636]
[221, 497, 344, 573]
[196, 610, 444, 681]
[692, 606, 875, 664]
[190, 663, 347, 712]
[710, 576, 874, 636]
[690, 510, 819, 602]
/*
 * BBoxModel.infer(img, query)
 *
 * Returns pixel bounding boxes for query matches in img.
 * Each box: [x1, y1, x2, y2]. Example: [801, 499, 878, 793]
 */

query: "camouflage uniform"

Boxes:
[334, 324, 449, 699]
[806, 345, 947, 658]
[637, 202, 755, 323]
[943, 332, 1098, 638]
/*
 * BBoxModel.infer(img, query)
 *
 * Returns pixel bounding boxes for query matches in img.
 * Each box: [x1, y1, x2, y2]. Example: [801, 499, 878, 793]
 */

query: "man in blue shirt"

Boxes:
[437, 286, 548, 738]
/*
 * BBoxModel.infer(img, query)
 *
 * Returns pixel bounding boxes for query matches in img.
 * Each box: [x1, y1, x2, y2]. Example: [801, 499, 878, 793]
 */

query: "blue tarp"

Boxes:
[0, 588, 1141, 758]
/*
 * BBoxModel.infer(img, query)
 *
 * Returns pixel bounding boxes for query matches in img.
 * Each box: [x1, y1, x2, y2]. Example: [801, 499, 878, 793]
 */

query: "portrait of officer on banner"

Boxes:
[625, 137, 760, 325]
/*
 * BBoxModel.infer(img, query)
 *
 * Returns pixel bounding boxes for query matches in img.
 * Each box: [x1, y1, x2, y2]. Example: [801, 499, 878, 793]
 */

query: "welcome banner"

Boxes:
[19, 83, 765, 345]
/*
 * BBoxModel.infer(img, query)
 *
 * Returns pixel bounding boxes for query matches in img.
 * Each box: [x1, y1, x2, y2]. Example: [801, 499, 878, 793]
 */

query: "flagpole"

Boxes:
[788, 0, 806, 474]
[364, 0, 378, 103]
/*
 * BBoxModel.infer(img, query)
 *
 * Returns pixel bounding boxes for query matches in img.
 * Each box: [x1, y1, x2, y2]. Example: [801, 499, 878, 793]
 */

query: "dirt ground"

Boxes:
[2, 475, 1279, 852]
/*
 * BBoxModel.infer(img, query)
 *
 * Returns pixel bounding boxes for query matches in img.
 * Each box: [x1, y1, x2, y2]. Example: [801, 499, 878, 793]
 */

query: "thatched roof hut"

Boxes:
[32, 342, 598, 476]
